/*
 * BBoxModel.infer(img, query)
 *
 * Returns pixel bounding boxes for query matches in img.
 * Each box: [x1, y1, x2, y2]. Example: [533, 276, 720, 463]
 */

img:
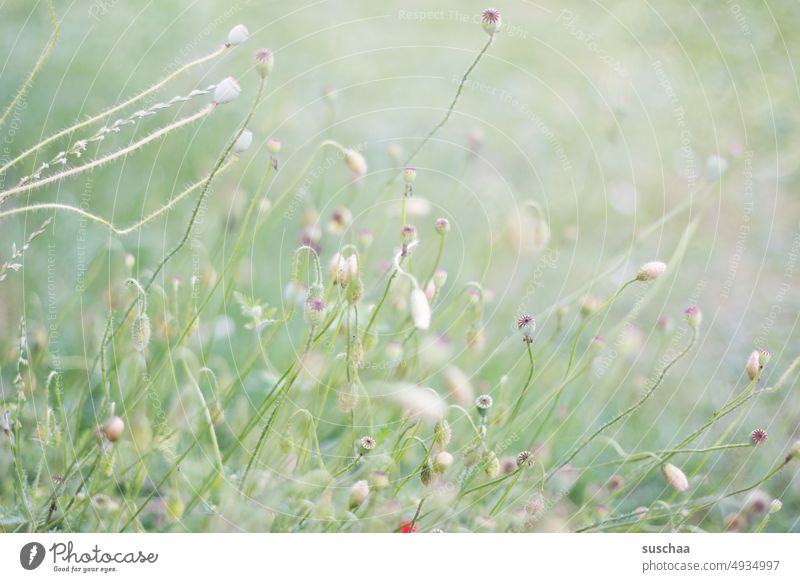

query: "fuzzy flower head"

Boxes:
[750, 428, 768, 445]
[475, 394, 493, 416]
[636, 261, 667, 282]
[255, 48, 274, 79]
[517, 313, 535, 343]
[267, 137, 281, 154]
[684, 305, 702, 329]
[303, 295, 327, 327]
[661, 463, 689, 492]
[481, 8, 502, 35]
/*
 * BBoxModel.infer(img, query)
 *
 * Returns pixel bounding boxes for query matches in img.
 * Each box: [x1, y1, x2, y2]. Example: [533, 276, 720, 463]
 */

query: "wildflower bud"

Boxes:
[357, 228, 373, 249]
[484, 452, 500, 478]
[344, 148, 367, 177]
[684, 305, 702, 329]
[433, 451, 453, 473]
[255, 48, 274, 78]
[434, 217, 450, 235]
[227, 24, 249, 46]
[746, 350, 761, 381]
[433, 268, 448, 288]
[516, 450, 533, 468]
[233, 129, 253, 154]
[304, 296, 327, 328]
[267, 137, 281, 154]
[475, 394, 493, 417]
[348, 480, 369, 509]
[370, 470, 389, 490]
[481, 8, 502, 35]
[750, 428, 768, 445]
[420, 462, 433, 485]
[661, 463, 689, 492]
[636, 261, 667, 281]
[657, 315, 674, 334]
[557, 303, 569, 318]
[590, 335, 606, 352]
[424, 280, 436, 303]
[517, 313, 535, 343]
[359, 435, 377, 454]
[434, 419, 452, 449]
[103, 416, 125, 443]
[131, 314, 151, 352]
[328, 207, 353, 235]
[410, 288, 431, 330]
[213, 76, 241, 105]
[791, 441, 800, 460]
[401, 224, 417, 245]
[580, 295, 600, 316]
[403, 167, 416, 184]
[770, 499, 783, 514]
[346, 277, 364, 304]
[758, 349, 771, 367]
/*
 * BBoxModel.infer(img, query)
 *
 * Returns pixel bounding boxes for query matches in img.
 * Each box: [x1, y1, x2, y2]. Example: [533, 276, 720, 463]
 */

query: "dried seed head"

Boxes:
[410, 288, 431, 330]
[227, 24, 250, 46]
[636, 261, 667, 281]
[746, 350, 761, 381]
[517, 313, 535, 343]
[481, 8, 502, 35]
[103, 416, 125, 443]
[684, 305, 702, 329]
[359, 435, 377, 452]
[516, 450, 533, 468]
[661, 463, 689, 492]
[213, 76, 241, 105]
[255, 48, 274, 78]
[131, 314, 151, 353]
[233, 129, 253, 154]
[475, 394, 493, 412]
[750, 428, 768, 445]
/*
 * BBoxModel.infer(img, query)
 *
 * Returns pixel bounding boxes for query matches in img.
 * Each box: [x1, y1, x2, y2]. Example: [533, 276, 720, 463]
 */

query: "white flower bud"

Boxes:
[213, 76, 241, 105]
[746, 350, 761, 381]
[348, 480, 369, 509]
[344, 148, 367, 177]
[233, 129, 253, 154]
[636, 261, 667, 281]
[410, 288, 431, 330]
[662, 463, 689, 492]
[227, 24, 250, 46]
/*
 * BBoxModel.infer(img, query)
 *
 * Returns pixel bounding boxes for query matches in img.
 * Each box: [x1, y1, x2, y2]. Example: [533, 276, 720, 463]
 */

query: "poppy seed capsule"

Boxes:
[227, 24, 249, 46]
[255, 48, 274, 79]
[481, 8, 501, 35]
[662, 463, 689, 492]
[636, 261, 667, 281]
[359, 436, 377, 453]
[103, 416, 125, 442]
[131, 314, 151, 352]
[213, 76, 241, 105]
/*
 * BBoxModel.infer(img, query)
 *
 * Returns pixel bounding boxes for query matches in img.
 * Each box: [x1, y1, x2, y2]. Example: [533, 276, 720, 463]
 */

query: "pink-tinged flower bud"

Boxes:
[403, 167, 416, 184]
[103, 416, 125, 442]
[348, 480, 369, 509]
[434, 217, 450, 235]
[636, 261, 667, 281]
[357, 228, 373, 249]
[255, 48, 274, 79]
[657, 315, 674, 334]
[370, 470, 389, 490]
[359, 435, 377, 454]
[401, 224, 417, 245]
[425, 279, 436, 303]
[746, 350, 761, 381]
[233, 129, 253, 154]
[344, 148, 367, 177]
[661, 463, 689, 492]
[433, 451, 453, 473]
[304, 295, 327, 327]
[227, 24, 249, 46]
[433, 268, 448, 288]
[267, 137, 281, 154]
[758, 349, 771, 367]
[580, 294, 600, 316]
[481, 8, 501, 35]
[684, 305, 702, 329]
[410, 288, 431, 330]
[213, 77, 241, 105]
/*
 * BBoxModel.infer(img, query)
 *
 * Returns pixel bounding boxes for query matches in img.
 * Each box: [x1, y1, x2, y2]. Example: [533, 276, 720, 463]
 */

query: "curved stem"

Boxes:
[508, 342, 535, 424]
